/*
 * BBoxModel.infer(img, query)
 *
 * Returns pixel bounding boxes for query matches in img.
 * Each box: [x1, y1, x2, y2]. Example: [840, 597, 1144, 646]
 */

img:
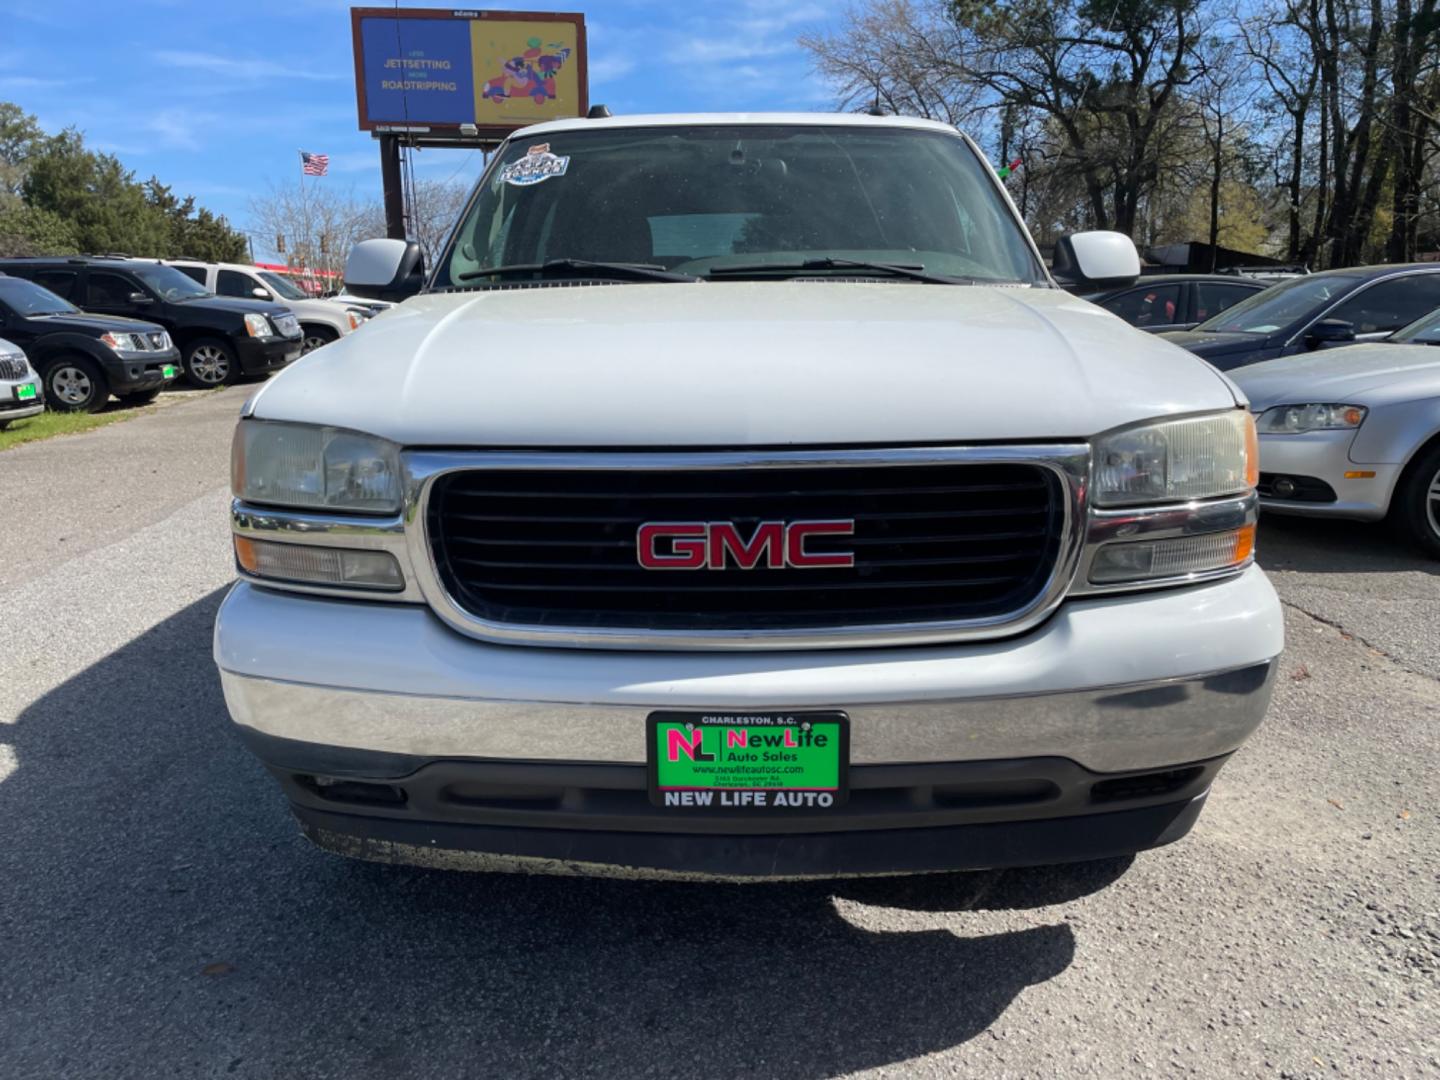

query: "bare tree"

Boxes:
[407, 178, 472, 266]
[1241, 0, 1322, 261]
[248, 181, 381, 285]
[797, 0, 985, 123]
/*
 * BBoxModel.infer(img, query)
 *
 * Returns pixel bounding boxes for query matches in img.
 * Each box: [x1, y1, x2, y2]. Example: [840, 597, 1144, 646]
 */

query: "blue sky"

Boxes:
[0, 0, 846, 257]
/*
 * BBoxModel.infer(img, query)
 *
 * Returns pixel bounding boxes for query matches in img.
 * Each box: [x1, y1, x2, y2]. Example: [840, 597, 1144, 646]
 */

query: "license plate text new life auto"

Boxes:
[647, 711, 849, 810]
[162, 365, 177, 380]
[14, 383, 37, 401]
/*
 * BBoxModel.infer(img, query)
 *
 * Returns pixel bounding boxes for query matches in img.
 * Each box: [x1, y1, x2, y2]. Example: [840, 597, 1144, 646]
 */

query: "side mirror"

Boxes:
[1306, 318, 1356, 347]
[1052, 231, 1141, 290]
[128, 291, 153, 305]
[251, 287, 271, 300]
[344, 239, 425, 302]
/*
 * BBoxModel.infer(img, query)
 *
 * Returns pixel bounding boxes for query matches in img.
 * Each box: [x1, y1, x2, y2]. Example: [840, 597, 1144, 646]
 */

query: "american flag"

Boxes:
[300, 151, 329, 177]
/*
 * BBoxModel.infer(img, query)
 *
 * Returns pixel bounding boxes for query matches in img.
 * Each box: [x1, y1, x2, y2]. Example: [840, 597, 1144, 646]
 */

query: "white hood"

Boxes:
[246, 282, 1240, 447]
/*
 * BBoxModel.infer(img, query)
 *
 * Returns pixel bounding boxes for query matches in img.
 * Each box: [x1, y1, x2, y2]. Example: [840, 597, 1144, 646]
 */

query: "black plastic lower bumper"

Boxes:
[236, 336, 302, 374]
[104, 349, 181, 393]
[294, 793, 1208, 878]
[247, 732, 1227, 878]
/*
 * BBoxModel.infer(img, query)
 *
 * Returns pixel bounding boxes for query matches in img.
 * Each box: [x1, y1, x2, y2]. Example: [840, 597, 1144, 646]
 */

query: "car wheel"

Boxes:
[301, 325, 337, 354]
[1394, 442, 1440, 559]
[43, 355, 108, 413]
[183, 339, 236, 387]
[0, 419, 10, 431]
[119, 387, 162, 405]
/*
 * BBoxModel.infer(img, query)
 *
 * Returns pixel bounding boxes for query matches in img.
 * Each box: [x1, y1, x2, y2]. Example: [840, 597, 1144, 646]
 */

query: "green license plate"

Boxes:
[162, 365, 177, 379]
[14, 383, 37, 401]
[648, 711, 849, 810]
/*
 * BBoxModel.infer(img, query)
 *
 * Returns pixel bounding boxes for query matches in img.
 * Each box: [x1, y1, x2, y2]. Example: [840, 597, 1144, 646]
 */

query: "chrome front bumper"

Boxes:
[216, 566, 1283, 774]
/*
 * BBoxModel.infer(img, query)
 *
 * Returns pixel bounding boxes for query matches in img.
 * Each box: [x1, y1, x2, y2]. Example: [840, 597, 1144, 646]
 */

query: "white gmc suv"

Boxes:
[215, 113, 1283, 880]
[167, 260, 366, 354]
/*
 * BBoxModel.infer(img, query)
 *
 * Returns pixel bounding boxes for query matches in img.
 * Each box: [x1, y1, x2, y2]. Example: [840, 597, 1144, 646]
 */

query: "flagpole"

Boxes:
[297, 149, 310, 292]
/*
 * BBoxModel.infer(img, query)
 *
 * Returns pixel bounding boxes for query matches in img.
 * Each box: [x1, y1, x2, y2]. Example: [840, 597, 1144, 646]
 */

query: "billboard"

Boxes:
[351, 8, 588, 138]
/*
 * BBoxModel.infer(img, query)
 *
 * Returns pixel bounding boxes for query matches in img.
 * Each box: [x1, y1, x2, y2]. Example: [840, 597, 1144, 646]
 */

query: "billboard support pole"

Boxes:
[379, 134, 406, 241]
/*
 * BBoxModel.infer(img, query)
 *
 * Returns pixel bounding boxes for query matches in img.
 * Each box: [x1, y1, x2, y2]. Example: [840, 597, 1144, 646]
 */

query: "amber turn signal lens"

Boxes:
[1234, 523, 1255, 563]
[1090, 525, 1256, 584]
[233, 536, 404, 591]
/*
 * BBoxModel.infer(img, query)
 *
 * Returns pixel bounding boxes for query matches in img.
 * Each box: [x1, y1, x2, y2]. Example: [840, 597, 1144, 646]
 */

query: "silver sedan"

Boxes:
[1231, 310, 1440, 557]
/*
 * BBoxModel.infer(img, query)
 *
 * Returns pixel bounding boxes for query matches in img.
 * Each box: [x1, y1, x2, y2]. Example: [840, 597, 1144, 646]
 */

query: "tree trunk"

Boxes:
[1209, 109, 1223, 270]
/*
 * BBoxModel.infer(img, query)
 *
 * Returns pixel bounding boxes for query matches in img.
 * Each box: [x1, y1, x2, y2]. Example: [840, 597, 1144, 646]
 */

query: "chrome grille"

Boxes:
[421, 452, 1080, 644]
[0, 354, 29, 380]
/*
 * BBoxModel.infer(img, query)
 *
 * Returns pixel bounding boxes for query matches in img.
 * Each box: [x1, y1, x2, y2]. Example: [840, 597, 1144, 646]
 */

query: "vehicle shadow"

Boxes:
[1256, 512, 1437, 576]
[0, 589, 1125, 1078]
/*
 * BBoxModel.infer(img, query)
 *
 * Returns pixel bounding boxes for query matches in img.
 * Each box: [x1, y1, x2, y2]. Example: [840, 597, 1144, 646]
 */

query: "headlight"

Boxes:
[1093, 410, 1257, 507]
[244, 313, 274, 338]
[1256, 403, 1367, 434]
[232, 421, 402, 513]
[100, 331, 143, 352]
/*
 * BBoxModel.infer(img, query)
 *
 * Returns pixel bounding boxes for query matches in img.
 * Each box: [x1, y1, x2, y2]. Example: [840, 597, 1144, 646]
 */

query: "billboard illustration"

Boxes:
[351, 8, 587, 137]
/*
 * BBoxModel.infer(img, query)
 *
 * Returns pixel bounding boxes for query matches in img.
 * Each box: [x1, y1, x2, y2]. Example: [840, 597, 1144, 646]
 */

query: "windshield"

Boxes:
[0, 276, 78, 316]
[1197, 274, 1362, 335]
[1391, 308, 1440, 345]
[434, 124, 1047, 288]
[258, 271, 308, 301]
[131, 264, 212, 301]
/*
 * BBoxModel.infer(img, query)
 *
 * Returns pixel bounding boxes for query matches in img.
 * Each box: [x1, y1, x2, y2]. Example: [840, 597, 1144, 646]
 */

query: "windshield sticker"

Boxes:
[499, 143, 570, 187]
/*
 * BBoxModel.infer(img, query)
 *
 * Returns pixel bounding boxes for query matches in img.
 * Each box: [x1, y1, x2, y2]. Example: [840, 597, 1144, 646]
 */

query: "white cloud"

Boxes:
[156, 50, 345, 83]
[589, 55, 638, 85]
[142, 108, 219, 150]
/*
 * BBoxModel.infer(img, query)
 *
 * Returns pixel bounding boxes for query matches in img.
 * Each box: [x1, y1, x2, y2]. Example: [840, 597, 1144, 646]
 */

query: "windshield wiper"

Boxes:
[456, 259, 699, 284]
[708, 257, 973, 285]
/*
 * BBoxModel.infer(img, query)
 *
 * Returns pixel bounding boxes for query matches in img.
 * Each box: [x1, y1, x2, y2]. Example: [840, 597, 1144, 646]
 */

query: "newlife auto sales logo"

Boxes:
[649, 712, 849, 809]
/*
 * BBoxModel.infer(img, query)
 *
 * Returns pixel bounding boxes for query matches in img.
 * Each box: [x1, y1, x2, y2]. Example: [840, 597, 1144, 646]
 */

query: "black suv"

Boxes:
[0, 256, 304, 387]
[0, 273, 180, 411]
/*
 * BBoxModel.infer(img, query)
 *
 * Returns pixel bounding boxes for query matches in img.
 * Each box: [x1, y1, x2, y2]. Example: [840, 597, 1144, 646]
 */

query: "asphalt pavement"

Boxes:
[0, 390, 1436, 1079]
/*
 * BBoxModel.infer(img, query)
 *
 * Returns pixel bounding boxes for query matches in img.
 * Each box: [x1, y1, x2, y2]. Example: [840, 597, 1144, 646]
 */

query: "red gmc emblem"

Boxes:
[636, 521, 856, 570]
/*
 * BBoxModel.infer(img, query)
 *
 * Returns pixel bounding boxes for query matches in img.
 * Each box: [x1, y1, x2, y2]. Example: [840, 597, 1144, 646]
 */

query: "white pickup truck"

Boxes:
[215, 113, 1282, 880]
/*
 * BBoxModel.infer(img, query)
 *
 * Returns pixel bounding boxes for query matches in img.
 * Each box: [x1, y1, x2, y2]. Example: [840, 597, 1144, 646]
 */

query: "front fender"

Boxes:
[27, 332, 115, 370]
[1349, 397, 1440, 466]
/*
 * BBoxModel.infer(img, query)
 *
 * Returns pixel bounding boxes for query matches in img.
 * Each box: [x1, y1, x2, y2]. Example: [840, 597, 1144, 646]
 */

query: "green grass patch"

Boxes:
[0, 407, 138, 451]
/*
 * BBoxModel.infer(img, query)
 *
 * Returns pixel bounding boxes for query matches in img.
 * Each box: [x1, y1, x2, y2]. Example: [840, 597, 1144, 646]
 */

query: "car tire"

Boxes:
[301, 325, 338, 354]
[0, 419, 10, 431]
[118, 387, 163, 405]
[183, 338, 237, 387]
[1393, 441, 1440, 559]
[42, 355, 108, 413]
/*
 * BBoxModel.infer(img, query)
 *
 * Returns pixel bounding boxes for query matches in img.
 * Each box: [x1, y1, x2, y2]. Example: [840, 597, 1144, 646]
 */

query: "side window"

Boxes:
[173, 265, 207, 285]
[217, 269, 261, 298]
[33, 270, 77, 299]
[1103, 284, 1181, 328]
[1327, 275, 1440, 335]
[1194, 283, 1258, 323]
[87, 272, 140, 307]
